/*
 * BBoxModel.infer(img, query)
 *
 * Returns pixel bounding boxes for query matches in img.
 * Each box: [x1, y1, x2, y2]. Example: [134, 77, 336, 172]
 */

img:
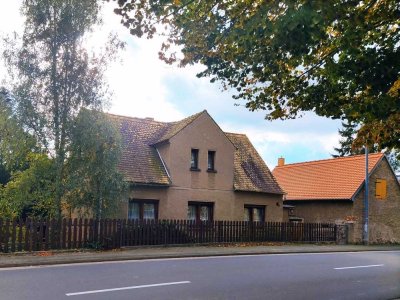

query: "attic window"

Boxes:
[190, 148, 199, 170]
[375, 179, 387, 200]
[207, 150, 216, 172]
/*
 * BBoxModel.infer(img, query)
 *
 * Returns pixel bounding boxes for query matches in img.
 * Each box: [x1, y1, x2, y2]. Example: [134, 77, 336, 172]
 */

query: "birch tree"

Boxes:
[3, 0, 123, 218]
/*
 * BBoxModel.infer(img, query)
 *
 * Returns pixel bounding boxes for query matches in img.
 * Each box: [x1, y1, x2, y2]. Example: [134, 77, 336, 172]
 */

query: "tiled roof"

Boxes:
[152, 111, 204, 145]
[272, 153, 385, 201]
[109, 111, 283, 194]
[109, 114, 171, 185]
[226, 133, 284, 194]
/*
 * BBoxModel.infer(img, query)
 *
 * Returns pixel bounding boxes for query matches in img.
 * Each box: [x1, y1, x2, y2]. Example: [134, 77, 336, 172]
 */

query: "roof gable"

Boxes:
[273, 153, 385, 201]
[152, 111, 204, 145]
[109, 111, 283, 194]
[169, 110, 236, 151]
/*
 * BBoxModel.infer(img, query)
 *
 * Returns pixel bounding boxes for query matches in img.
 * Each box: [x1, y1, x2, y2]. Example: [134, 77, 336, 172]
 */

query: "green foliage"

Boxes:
[0, 89, 56, 219]
[0, 153, 56, 219]
[332, 121, 361, 158]
[65, 109, 127, 219]
[0, 88, 37, 175]
[3, 0, 124, 218]
[332, 119, 399, 173]
[112, 0, 400, 150]
[332, 120, 380, 158]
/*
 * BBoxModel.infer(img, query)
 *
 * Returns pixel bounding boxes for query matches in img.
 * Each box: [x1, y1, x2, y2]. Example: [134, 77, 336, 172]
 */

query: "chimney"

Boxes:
[278, 157, 285, 167]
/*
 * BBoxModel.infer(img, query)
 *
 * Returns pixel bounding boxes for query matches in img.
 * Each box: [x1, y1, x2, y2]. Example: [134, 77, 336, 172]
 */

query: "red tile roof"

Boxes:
[272, 153, 385, 200]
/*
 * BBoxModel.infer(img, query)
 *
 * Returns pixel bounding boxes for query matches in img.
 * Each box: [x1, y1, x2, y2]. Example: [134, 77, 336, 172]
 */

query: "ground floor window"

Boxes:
[187, 201, 213, 222]
[244, 205, 265, 222]
[128, 199, 159, 220]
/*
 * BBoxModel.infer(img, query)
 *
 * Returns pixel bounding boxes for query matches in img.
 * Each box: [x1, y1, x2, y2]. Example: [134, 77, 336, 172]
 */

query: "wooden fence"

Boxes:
[0, 218, 337, 253]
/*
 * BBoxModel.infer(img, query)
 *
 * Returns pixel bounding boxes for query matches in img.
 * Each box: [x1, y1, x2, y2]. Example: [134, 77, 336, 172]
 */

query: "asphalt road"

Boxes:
[0, 251, 399, 300]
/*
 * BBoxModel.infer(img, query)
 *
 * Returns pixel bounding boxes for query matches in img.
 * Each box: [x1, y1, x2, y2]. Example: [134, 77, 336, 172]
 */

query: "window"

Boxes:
[187, 202, 213, 222]
[244, 205, 265, 222]
[207, 150, 216, 171]
[190, 149, 199, 170]
[128, 200, 158, 220]
[375, 179, 387, 200]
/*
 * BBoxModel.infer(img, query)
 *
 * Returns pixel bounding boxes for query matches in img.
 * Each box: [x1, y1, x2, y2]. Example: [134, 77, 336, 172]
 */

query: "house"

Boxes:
[109, 110, 284, 222]
[273, 154, 400, 243]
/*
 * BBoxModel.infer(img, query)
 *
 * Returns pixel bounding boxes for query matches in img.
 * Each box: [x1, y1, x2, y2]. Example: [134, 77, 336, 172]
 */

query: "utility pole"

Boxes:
[363, 145, 369, 245]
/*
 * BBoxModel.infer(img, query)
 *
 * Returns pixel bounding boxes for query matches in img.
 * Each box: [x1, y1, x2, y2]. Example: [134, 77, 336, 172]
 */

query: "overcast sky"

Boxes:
[0, 1, 342, 169]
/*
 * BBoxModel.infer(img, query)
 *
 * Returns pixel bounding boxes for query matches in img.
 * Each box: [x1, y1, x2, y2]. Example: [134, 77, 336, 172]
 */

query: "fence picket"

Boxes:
[17, 219, 23, 251]
[77, 219, 82, 248]
[0, 218, 338, 253]
[11, 219, 17, 252]
[4, 220, 10, 253]
[72, 219, 77, 249]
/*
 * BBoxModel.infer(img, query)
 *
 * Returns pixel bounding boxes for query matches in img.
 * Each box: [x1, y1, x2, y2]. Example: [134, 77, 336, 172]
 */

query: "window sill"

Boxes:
[190, 168, 201, 172]
[207, 169, 217, 173]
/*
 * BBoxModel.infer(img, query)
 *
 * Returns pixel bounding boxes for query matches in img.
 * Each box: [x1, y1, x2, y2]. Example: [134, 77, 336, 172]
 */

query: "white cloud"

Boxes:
[219, 121, 340, 169]
[105, 41, 185, 121]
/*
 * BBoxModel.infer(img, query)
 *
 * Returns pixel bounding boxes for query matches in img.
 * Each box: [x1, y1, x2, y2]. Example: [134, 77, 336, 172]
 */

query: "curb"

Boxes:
[1, 247, 399, 269]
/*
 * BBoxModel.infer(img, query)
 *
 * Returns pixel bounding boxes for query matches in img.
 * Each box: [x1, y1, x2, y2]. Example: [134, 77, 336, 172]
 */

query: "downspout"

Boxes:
[363, 146, 369, 245]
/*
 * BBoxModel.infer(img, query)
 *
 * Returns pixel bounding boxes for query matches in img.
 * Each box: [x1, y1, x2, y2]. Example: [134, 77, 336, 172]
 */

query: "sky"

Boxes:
[0, 1, 342, 169]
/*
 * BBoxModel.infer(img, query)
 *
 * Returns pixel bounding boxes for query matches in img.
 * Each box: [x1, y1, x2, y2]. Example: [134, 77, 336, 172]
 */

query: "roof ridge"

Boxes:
[105, 112, 168, 124]
[276, 152, 384, 168]
[151, 110, 206, 145]
[224, 132, 246, 136]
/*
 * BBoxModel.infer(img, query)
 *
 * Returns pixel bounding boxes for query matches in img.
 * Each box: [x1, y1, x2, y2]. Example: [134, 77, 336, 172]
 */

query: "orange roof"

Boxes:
[272, 153, 385, 201]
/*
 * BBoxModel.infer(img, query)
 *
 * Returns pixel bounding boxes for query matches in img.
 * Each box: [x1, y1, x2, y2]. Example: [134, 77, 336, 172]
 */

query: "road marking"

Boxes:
[334, 264, 384, 270]
[65, 281, 191, 296]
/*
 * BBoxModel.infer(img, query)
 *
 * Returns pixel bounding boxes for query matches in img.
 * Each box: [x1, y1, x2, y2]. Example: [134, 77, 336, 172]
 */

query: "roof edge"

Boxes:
[150, 110, 206, 146]
[350, 154, 387, 200]
[130, 182, 170, 188]
[234, 188, 285, 195]
[284, 198, 352, 202]
[274, 152, 385, 169]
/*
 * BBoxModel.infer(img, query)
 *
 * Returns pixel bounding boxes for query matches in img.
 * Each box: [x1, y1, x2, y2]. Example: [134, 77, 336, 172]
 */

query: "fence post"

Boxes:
[4, 219, 10, 253]
[118, 219, 123, 248]
[335, 224, 348, 245]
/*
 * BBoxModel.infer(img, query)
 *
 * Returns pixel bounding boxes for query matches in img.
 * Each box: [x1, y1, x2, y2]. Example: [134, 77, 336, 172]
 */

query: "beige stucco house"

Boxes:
[273, 154, 400, 243]
[110, 110, 284, 222]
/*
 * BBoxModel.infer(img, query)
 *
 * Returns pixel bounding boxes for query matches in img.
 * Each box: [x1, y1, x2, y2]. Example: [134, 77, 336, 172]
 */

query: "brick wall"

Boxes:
[286, 158, 400, 244]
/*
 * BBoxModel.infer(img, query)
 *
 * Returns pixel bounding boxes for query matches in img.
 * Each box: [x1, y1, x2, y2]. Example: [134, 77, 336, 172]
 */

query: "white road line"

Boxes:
[65, 281, 191, 296]
[334, 264, 384, 270]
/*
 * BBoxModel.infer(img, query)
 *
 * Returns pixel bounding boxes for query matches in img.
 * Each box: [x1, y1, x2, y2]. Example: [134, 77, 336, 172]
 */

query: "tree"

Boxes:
[0, 153, 56, 219]
[3, 0, 123, 218]
[65, 109, 126, 219]
[332, 119, 400, 173]
[0, 88, 56, 219]
[0, 88, 38, 182]
[111, 0, 400, 150]
[332, 120, 380, 158]
[332, 121, 362, 158]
